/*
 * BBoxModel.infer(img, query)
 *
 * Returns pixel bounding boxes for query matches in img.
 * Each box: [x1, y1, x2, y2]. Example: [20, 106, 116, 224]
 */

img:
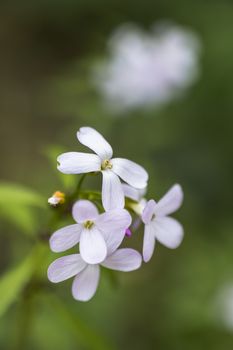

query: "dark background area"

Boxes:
[0, 1, 233, 349]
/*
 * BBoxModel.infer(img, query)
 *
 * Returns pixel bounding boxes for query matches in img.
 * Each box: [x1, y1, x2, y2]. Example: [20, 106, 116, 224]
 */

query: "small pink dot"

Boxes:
[125, 228, 132, 237]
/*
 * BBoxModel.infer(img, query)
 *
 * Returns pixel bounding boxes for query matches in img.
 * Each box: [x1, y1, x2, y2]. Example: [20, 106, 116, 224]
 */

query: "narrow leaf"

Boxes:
[0, 183, 44, 207]
[0, 244, 46, 318]
[0, 182, 45, 234]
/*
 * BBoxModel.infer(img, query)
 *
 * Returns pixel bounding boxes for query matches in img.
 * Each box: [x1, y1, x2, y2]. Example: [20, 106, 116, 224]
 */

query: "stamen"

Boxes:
[83, 220, 94, 229]
[101, 159, 113, 170]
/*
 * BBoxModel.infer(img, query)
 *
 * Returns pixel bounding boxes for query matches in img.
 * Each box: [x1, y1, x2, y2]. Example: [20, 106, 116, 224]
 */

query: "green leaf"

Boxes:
[0, 205, 36, 234]
[0, 182, 46, 234]
[0, 183, 44, 207]
[0, 244, 46, 318]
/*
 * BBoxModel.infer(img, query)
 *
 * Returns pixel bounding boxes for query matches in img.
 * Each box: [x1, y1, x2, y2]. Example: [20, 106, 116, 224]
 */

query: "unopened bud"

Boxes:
[48, 191, 65, 206]
[125, 228, 132, 237]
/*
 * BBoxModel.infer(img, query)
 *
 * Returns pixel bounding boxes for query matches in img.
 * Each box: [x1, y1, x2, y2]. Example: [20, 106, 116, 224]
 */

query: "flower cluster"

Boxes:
[48, 127, 184, 301]
[92, 22, 201, 112]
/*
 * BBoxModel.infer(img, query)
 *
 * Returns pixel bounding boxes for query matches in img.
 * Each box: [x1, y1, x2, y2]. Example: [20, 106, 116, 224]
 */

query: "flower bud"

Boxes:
[48, 191, 65, 206]
[125, 228, 132, 237]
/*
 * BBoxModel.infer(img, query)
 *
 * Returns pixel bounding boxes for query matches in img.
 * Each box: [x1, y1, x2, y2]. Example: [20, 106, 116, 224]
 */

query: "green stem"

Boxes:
[15, 293, 33, 350]
[67, 174, 87, 205]
[79, 190, 101, 199]
[75, 174, 87, 197]
[45, 174, 88, 232]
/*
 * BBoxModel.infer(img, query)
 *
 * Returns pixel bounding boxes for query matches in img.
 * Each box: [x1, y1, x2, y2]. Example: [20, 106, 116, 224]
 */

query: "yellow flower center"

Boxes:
[101, 159, 113, 170]
[83, 220, 94, 229]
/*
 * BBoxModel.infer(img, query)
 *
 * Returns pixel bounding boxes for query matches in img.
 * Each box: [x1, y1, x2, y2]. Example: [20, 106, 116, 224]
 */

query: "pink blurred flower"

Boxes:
[93, 22, 201, 111]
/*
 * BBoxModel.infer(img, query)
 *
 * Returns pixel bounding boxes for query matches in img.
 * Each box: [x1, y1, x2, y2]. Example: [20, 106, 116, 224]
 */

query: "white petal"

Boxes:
[77, 127, 113, 160]
[152, 217, 184, 249]
[57, 152, 101, 174]
[122, 184, 147, 201]
[47, 254, 86, 283]
[72, 264, 100, 302]
[101, 249, 142, 271]
[49, 224, 82, 252]
[80, 227, 107, 264]
[111, 158, 148, 189]
[95, 209, 131, 233]
[48, 197, 59, 205]
[102, 170, 125, 211]
[141, 200, 156, 224]
[95, 209, 132, 255]
[72, 200, 99, 223]
[154, 184, 183, 216]
[143, 223, 156, 262]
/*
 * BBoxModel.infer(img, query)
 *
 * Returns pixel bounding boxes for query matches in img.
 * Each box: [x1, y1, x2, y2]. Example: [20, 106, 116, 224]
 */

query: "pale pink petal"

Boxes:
[102, 170, 124, 211]
[141, 200, 156, 224]
[95, 209, 131, 234]
[122, 184, 147, 201]
[47, 254, 86, 283]
[57, 152, 101, 174]
[154, 184, 183, 216]
[111, 158, 148, 189]
[77, 127, 113, 160]
[72, 264, 100, 302]
[49, 224, 82, 252]
[143, 223, 156, 262]
[72, 200, 99, 223]
[80, 227, 107, 264]
[152, 217, 184, 249]
[95, 209, 132, 255]
[101, 248, 142, 271]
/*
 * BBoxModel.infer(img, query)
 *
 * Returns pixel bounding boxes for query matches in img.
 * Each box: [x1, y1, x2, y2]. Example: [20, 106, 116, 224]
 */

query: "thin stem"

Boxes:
[41, 181, 88, 238]
[75, 174, 87, 197]
[79, 190, 102, 199]
[15, 293, 33, 350]
[67, 174, 87, 205]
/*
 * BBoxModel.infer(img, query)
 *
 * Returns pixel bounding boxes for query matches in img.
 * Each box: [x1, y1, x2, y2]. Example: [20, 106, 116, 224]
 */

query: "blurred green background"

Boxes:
[0, 0, 233, 349]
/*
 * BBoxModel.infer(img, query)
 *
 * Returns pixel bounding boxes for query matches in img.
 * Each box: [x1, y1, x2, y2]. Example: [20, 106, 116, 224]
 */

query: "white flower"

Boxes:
[49, 199, 131, 264]
[141, 184, 184, 262]
[57, 127, 148, 211]
[48, 245, 142, 302]
[92, 22, 201, 111]
[123, 183, 147, 216]
[123, 183, 147, 202]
